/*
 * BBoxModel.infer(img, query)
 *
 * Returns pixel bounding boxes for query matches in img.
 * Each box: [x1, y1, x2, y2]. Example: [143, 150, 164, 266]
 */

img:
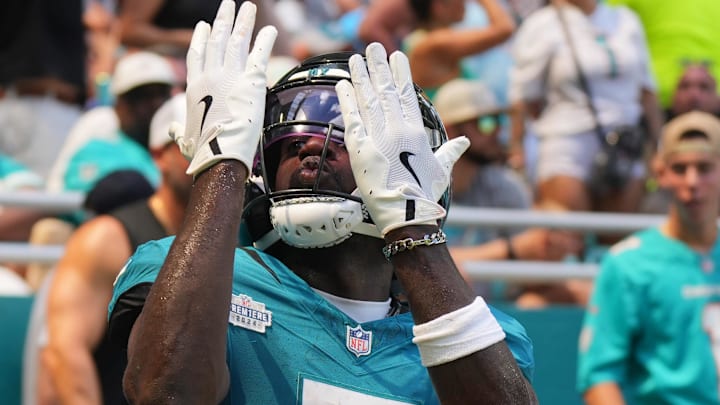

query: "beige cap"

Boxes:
[660, 111, 720, 158]
[111, 51, 177, 96]
[433, 79, 501, 125]
[149, 93, 186, 149]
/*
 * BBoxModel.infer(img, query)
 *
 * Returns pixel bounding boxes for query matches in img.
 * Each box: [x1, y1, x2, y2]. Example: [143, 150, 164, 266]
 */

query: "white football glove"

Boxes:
[335, 43, 470, 236]
[170, 0, 277, 177]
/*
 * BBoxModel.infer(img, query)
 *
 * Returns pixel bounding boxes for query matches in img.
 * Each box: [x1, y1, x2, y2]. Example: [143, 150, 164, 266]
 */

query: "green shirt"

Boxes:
[608, 0, 720, 107]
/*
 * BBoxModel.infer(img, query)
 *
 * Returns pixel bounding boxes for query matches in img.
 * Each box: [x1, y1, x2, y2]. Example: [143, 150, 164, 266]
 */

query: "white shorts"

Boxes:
[535, 130, 645, 183]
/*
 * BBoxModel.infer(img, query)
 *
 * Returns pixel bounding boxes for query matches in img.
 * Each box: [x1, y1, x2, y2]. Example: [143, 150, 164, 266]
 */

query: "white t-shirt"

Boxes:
[509, 3, 655, 138]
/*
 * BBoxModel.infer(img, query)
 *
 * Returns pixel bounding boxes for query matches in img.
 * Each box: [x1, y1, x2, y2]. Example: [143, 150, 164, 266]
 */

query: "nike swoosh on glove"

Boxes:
[170, 0, 277, 178]
[335, 43, 469, 236]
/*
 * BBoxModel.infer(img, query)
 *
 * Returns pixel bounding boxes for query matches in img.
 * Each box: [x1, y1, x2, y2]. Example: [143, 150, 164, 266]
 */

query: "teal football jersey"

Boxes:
[578, 228, 720, 404]
[111, 237, 535, 404]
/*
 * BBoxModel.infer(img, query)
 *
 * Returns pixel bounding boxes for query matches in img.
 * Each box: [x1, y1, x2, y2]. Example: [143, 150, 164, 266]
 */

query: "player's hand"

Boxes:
[170, 0, 277, 177]
[335, 43, 470, 236]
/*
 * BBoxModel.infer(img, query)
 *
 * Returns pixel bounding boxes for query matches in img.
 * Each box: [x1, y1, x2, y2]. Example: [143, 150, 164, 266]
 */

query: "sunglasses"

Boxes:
[476, 114, 502, 134]
[679, 58, 713, 69]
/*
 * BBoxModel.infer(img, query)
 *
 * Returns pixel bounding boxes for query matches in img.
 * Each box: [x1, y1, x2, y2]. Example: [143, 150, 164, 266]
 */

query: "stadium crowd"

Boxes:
[2, 0, 720, 404]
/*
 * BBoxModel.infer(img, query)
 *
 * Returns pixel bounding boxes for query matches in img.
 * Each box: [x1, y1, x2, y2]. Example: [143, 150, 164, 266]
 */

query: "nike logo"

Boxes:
[399, 151, 421, 186]
[199, 95, 213, 132]
[199, 95, 221, 155]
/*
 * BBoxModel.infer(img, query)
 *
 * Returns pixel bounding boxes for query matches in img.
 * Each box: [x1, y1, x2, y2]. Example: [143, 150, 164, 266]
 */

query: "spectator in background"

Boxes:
[0, 153, 46, 296]
[403, 0, 515, 101]
[667, 62, 720, 120]
[434, 78, 584, 303]
[434, 78, 531, 245]
[117, 0, 294, 80]
[357, 0, 418, 54]
[641, 63, 720, 214]
[46, 51, 176, 225]
[84, 0, 121, 108]
[273, 0, 368, 60]
[504, 0, 548, 23]
[0, 153, 46, 242]
[608, 0, 720, 110]
[578, 111, 720, 405]
[0, 0, 86, 178]
[82, 170, 155, 217]
[109, 5, 537, 401]
[44, 93, 191, 405]
[508, 0, 663, 215]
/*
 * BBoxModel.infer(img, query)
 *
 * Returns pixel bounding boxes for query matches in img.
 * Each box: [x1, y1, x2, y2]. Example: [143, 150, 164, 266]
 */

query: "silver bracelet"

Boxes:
[382, 229, 447, 260]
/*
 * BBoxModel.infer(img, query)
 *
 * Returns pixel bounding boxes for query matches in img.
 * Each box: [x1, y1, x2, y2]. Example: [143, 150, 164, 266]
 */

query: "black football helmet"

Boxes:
[241, 52, 451, 250]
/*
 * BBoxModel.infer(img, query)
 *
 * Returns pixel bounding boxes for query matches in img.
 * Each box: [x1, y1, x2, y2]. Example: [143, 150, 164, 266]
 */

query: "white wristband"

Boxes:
[412, 296, 505, 367]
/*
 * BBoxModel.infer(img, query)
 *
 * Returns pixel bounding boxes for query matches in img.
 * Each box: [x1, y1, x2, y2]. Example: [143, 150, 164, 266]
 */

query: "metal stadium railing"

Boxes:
[0, 191, 675, 280]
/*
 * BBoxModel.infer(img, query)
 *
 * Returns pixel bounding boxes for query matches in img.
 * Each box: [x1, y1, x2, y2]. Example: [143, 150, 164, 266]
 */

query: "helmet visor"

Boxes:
[265, 84, 344, 131]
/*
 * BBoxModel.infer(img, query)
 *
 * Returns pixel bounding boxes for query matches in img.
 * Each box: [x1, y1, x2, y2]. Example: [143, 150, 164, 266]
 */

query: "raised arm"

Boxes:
[336, 43, 537, 404]
[121, 2, 277, 404]
[389, 226, 537, 403]
[410, 0, 515, 88]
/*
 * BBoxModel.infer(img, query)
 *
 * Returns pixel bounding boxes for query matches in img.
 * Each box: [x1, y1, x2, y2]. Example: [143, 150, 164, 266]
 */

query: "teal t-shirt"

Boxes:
[110, 237, 536, 404]
[578, 227, 720, 404]
[61, 133, 159, 224]
[63, 134, 159, 194]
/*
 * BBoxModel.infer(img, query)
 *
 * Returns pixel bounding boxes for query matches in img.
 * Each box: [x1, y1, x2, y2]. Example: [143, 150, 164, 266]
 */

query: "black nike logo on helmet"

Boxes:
[399, 151, 421, 186]
[199, 95, 221, 155]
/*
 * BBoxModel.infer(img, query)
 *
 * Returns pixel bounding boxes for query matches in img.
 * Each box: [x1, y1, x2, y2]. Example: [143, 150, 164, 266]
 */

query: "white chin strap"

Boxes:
[255, 194, 381, 250]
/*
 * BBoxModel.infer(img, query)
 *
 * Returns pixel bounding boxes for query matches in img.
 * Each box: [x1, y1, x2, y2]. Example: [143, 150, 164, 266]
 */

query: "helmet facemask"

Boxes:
[242, 52, 450, 250]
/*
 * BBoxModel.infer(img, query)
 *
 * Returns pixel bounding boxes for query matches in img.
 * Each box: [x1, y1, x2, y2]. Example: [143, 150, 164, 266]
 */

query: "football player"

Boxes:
[108, 1, 538, 403]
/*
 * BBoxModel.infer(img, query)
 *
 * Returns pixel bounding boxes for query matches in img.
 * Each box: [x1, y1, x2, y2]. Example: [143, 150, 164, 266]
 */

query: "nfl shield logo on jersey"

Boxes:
[346, 325, 372, 357]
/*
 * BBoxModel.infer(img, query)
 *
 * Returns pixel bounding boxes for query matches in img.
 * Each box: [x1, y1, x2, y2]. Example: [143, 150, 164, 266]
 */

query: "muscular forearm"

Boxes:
[428, 343, 537, 404]
[387, 225, 537, 404]
[389, 226, 476, 321]
[125, 162, 246, 404]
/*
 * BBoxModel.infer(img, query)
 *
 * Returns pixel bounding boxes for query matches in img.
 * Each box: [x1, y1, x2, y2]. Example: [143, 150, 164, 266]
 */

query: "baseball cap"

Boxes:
[83, 170, 155, 215]
[659, 111, 720, 158]
[433, 79, 501, 125]
[111, 51, 177, 97]
[149, 93, 186, 149]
